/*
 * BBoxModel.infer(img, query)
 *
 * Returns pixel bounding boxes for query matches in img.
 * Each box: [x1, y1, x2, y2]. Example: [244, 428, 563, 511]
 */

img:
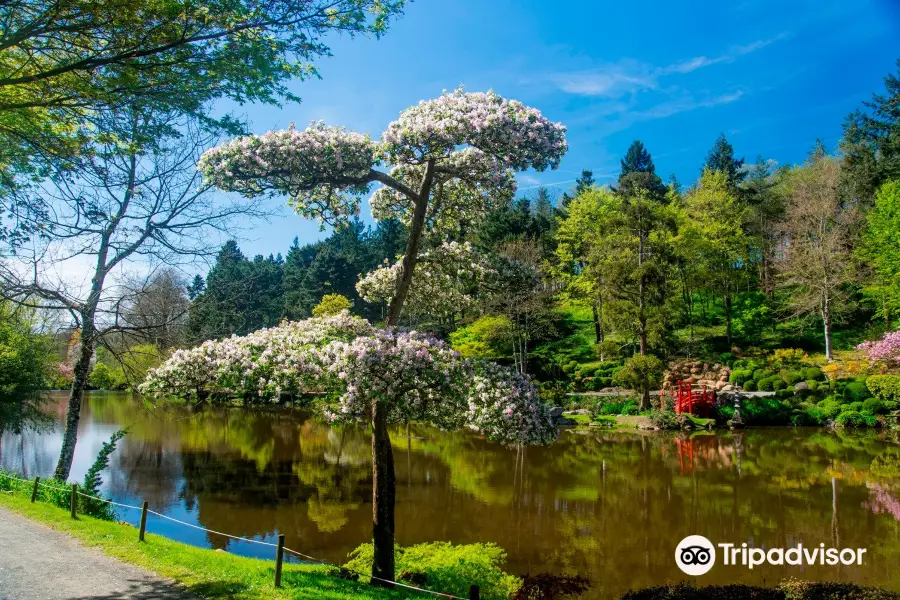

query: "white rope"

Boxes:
[280, 547, 463, 599]
[75, 490, 143, 511]
[145, 509, 278, 547]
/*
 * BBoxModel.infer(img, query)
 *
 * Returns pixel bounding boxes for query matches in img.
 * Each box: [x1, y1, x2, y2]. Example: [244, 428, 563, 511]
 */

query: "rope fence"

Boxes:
[0, 471, 475, 599]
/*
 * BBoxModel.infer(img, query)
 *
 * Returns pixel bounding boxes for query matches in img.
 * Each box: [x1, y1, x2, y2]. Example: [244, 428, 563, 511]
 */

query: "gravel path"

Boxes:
[0, 506, 191, 600]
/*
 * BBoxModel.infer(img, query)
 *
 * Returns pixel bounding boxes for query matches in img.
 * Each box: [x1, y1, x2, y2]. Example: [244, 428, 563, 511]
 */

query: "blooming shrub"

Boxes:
[857, 330, 900, 366]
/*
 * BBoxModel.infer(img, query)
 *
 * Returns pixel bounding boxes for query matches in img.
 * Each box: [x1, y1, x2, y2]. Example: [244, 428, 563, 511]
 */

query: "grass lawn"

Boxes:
[0, 492, 417, 600]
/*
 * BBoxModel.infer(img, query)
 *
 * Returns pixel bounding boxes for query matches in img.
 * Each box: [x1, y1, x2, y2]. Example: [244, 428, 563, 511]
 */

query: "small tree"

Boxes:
[858, 181, 900, 327]
[195, 89, 567, 583]
[775, 153, 858, 360]
[613, 354, 663, 411]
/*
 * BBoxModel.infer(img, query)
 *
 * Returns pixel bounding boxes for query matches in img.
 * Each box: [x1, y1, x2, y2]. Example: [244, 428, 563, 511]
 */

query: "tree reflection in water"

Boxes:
[1, 392, 899, 599]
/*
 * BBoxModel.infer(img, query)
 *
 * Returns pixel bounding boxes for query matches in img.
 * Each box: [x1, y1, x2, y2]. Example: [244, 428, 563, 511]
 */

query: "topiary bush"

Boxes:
[757, 376, 780, 391]
[805, 380, 819, 391]
[862, 398, 885, 415]
[803, 367, 825, 381]
[742, 379, 757, 391]
[867, 375, 900, 403]
[817, 398, 843, 419]
[835, 410, 877, 428]
[753, 369, 775, 382]
[783, 371, 804, 385]
[843, 381, 872, 403]
[729, 369, 752, 385]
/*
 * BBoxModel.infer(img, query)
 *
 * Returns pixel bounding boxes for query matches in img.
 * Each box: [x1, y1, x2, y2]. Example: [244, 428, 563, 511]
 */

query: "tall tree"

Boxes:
[704, 133, 746, 189]
[198, 88, 567, 583]
[858, 181, 900, 328]
[616, 140, 667, 199]
[776, 153, 858, 360]
[743, 157, 785, 296]
[840, 58, 900, 203]
[681, 169, 751, 345]
[0, 109, 268, 480]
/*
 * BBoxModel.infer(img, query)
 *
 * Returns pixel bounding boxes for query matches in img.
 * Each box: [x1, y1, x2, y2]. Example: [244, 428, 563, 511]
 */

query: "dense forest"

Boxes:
[55, 59, 900, 398]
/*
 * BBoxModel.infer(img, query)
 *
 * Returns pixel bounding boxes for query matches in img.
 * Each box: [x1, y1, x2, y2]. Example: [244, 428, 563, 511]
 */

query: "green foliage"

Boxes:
[742, 379, 758, 392]
[87, 362, 117, 390]
[312, 294, 352, 317]
[753, 369, 775, 382]
[731, 292, 775, 344]
[728, 369, 752, 385]
[867, 375, 900, 402]
[741, 397, 793, 425]
[757, 376, 780, 392]
[345, 542, 520, 600]
[803, 367, 825, 381]
[0, 304, 53, 431]
[597, 399, 639, 416]
[612, 355, 663, 397]
[843, 381, 872, 403]
[862, 398, 885, 415]
[81, 429, 128, 520]
[835, 410, 877, 428]
[649, 409, 679, 429]
[858, 181, 900, 325]
[817, 398, 843, 419]
[450, 316, 512, 359]
[783, 371, 804, 385]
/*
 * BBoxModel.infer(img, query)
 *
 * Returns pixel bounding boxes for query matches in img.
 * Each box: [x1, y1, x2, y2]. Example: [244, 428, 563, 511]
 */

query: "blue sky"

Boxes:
[218, 0, 900, 261]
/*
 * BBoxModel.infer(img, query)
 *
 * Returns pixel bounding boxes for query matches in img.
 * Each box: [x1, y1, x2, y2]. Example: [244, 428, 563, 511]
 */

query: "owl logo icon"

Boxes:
[675, 535, 716, 576]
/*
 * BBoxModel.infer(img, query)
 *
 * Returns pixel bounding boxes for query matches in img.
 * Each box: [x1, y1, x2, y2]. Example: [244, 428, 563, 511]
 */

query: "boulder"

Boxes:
[548, 406, 564, 418]
[794, 381, 810, 391]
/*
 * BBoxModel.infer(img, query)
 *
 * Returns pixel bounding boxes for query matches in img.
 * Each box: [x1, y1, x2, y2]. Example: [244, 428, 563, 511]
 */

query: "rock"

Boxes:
[567, 408, 590, 415]
[555, 416, 577, 426]
[794, 382, 810, 391]
[675, 414, 694, 430]
[721, 384, 736, 393]
[549, 406, 564, 418]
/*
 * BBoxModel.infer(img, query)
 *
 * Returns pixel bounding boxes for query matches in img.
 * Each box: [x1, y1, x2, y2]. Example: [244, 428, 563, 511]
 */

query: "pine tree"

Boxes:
[704, 133, 746, 189]
[617, 140, 666, 199]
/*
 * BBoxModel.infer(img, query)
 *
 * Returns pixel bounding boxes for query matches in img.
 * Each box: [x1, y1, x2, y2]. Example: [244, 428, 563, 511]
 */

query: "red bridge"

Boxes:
[665, 380, 716, 417]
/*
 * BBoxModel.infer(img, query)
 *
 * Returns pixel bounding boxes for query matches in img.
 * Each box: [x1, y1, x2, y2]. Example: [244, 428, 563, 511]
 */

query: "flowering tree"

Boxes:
[857, 330, 900, 367]
[142, 314, 557, 582]
[199, 89, 567, 325]
[184, 89, 567, 583]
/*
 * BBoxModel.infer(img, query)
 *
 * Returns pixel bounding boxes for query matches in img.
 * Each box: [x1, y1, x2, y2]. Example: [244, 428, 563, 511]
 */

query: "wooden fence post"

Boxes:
[70, 484, 77, 519]
[31, 477, 39, 503]
[139, 501, 149, 542]
[469, 584, 480, 600]
[274, 534, 285, 587]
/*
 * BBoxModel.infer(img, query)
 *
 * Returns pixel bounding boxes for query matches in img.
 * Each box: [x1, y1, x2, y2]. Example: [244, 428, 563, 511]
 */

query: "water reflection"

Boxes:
[2, 392, 899, 599]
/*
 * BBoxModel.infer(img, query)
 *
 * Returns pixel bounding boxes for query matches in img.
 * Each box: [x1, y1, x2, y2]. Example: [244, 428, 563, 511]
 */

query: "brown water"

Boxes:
[2, 392, 899, 598]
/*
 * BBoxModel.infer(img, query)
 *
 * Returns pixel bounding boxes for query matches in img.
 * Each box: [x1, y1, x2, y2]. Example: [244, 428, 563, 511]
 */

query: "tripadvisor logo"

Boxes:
[675, 536, 868, 575]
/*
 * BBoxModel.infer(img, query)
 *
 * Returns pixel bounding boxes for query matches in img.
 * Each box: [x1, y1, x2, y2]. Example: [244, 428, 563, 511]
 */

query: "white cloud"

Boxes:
[662, 32, 790, 74]
[633, 90, 745, 120]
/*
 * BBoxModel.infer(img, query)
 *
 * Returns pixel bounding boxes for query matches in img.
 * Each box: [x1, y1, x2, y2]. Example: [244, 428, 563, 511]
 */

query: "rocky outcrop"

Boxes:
[663, 361, 732, 392]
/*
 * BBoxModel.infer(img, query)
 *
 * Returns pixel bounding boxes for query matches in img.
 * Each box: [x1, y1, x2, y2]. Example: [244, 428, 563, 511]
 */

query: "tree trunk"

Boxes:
[386, 160, 435, 326]
[640, 388, 650, 412]
[370, 399, 396, 585]
[724, 292, 733, 347]
[592, 302, 603, 344]
[54, 324, 94, 480]
[823, 292, 833, 361]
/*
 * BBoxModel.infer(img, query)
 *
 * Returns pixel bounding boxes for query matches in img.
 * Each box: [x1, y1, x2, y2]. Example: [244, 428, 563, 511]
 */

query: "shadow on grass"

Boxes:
[69, 577, 202, 599]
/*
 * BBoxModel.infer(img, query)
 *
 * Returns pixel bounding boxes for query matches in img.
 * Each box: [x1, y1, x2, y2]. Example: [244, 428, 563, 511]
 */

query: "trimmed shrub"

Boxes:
[772, 378, 786, 391]
[803, 367, 825, 381]
[884, 400, 899, 412]
[757, 376, 780, 391]
[843, 381, 872, 403]
[848, 401, 864, 413]
[817, 399, 843, 419]
[805, 380, 819, 391]
[783, 371, 804, 385]
[753, 368, 775, 382]
[862, 398, 885, 415]
[729, 369, 752, 385]
[867, 375, 900, 403]
[742, 379, 758, 392]
[835, 410, 877, 428]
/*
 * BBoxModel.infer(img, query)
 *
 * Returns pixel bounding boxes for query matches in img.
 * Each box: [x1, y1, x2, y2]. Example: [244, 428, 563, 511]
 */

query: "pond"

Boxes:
[2, 392, 899, 599]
